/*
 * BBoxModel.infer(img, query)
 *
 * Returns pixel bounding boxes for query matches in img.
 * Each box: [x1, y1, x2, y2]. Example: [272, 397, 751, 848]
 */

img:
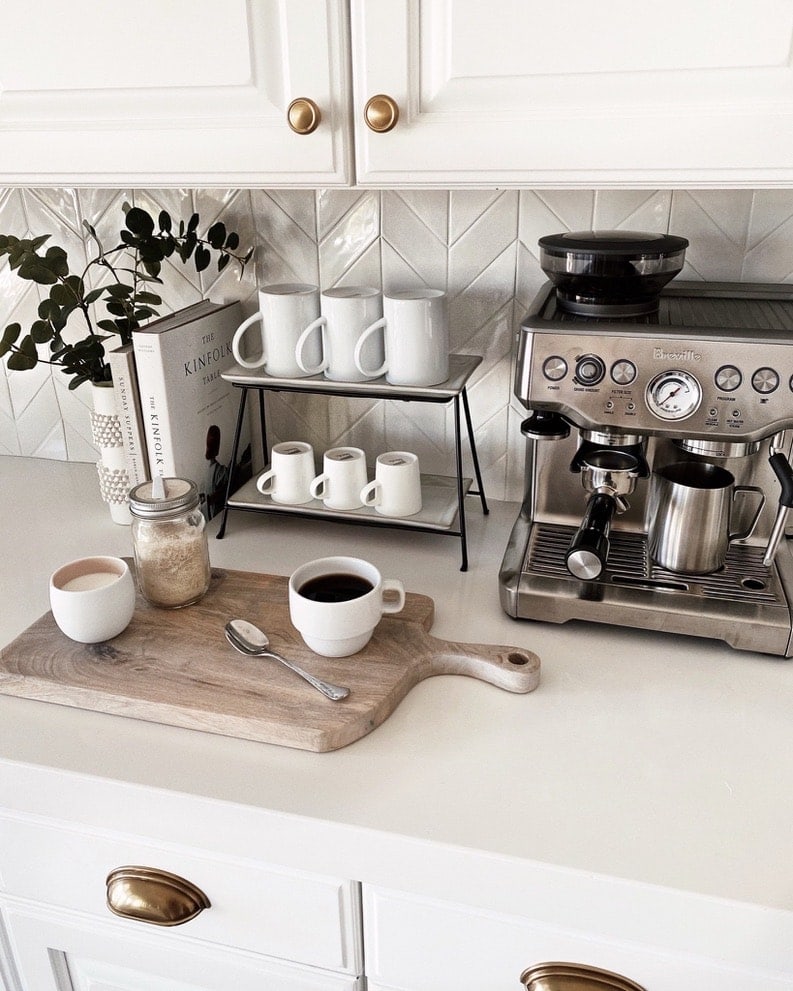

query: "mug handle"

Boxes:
[256, 468, 276, 495]
[309, 473, 328, 500]
[360, 479, 381, 507]
[381, 578, 405, 614]
[232, 311, 268, 370]
[730, 485, 765, 540]
[353, 317, 388, 378]
[295, 316, 327, 375]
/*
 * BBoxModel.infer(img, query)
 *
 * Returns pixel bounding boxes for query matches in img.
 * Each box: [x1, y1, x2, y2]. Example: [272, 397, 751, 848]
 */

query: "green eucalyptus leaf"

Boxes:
[7, 350, 38, 371]
[30, 320, 54, 344]
[17, 258, 58, 284]
[83, 288, 104, 305]
[142, 260, 162, 278]
[105, 301, 129, 317]
[30, 235, 51, 250]
[125, 206, 155, 237]
[106, 283, 133, 298]
[133, 291, 162, 305]
[50, 284, 75, 305]
[69, 373, 92, 390]
[44, 246, 69, 277]
[97, 320, 119, 333]
[3, 323, 22, 345]
[0, 339, 10, 357]
[132, 306, 156, 321]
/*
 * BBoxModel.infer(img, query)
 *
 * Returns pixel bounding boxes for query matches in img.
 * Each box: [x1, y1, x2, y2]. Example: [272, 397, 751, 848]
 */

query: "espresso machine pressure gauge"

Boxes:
[645, 369, 702, 421]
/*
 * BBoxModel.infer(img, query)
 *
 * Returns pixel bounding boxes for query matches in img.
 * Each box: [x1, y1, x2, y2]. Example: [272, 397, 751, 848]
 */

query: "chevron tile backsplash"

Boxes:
[3, 187, 793, 501]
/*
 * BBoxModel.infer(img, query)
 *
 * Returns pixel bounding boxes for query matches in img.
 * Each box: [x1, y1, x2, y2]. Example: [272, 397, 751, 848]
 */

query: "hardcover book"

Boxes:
[132, 300, 252, 520]
[106, 342, 150, 488]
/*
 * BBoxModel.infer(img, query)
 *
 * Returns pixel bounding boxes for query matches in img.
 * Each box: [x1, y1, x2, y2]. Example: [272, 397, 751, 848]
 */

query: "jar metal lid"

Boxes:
[129, 478, 199, 518]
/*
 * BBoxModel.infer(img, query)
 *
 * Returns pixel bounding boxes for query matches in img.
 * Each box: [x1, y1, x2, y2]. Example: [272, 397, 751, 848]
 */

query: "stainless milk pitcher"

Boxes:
[647, 462, 765, 574]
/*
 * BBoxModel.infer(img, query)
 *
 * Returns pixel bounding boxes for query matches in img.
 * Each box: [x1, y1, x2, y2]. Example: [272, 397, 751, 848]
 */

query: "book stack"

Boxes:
[111, 299, 251, 521]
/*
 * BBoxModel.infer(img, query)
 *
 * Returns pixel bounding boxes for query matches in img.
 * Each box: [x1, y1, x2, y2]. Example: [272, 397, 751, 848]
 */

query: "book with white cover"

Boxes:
[106, 342, 150, 487]
[132, 300, 252, 520]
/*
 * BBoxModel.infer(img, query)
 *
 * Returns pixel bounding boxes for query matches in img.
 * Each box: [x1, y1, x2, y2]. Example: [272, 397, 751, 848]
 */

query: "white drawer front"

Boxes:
[362, 886, 793, 991]
[0, 815, 361, 973]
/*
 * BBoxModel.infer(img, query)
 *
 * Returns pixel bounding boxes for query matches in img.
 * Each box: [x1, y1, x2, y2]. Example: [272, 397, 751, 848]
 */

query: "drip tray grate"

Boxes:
[527, 524, 782, 604]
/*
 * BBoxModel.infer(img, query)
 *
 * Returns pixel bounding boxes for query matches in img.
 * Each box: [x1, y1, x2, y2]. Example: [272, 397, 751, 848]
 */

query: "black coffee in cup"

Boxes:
[299, 573, 373, 603]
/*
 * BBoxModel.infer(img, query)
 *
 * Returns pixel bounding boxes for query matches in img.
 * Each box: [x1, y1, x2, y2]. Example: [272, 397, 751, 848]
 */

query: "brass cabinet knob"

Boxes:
[106, 866, 210, 927]
[521, 962, 648, 991]
[287, 97, 322, 135]
[364, 94, 400, 133]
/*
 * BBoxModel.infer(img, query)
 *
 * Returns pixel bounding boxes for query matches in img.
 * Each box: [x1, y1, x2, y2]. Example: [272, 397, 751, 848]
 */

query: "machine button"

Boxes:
[611, 359, 637, 385]
[752, 367, 779, 394]
[574, 354, 606, 386]
[542, 355, 568, 381]
[715, 364, 742, 391]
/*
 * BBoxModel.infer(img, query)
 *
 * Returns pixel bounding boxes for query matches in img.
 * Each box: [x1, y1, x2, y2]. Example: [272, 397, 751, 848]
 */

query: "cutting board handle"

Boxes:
[425, 636, 540, 693]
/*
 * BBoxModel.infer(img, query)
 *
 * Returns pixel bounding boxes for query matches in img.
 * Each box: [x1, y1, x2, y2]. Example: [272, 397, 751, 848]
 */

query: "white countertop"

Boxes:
[2, 456, 792, 918]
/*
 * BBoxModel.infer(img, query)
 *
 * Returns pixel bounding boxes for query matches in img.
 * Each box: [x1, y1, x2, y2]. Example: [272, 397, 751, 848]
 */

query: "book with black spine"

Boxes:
[132, 299, 252, 520]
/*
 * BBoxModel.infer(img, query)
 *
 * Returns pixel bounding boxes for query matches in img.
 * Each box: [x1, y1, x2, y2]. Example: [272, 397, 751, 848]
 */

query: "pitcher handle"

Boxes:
[730, 485, 765, 540]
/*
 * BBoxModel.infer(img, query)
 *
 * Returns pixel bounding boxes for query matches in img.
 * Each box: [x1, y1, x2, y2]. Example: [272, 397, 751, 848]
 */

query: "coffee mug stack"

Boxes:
[232, 283, 449, 388]
[256, 442, 422, 518]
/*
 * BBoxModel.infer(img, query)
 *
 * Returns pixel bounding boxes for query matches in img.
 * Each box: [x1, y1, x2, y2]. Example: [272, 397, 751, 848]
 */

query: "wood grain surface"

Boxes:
[0, 565, 540, 752]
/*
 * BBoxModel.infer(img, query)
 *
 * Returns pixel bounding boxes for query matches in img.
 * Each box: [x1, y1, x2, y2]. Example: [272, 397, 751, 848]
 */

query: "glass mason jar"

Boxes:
[129, 478, 211, 608]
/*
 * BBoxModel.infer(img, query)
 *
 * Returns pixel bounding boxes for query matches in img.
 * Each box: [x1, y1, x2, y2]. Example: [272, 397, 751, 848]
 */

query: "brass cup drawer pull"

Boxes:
[106, 866, 211, 927]
[521, 962, 648, 991]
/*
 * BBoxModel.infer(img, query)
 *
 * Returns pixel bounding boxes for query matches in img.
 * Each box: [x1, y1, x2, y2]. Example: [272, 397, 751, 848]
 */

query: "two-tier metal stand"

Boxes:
[217, 355, 488, 570]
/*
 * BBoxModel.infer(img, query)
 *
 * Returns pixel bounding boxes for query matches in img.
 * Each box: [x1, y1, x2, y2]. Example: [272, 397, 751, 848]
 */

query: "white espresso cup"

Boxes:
[256, 441, 316, 505]
[360, 451, 422, 518]
[231, 283, 323, 377]
[288, 555, 406, 657]
[309, 447, 368, 511]
[49, 556, 136, 643]
[295, 286, 385, 382]
[353, 288, 449, 387]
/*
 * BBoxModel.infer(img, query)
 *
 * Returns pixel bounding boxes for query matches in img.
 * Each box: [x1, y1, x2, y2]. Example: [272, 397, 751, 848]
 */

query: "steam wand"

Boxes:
[763, 432, 793, 567]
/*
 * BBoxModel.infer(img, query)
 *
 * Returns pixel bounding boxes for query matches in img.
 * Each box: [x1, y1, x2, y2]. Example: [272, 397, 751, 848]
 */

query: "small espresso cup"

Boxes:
[353, 288, 449, 387]
[309, 447, 368, 511]
[288, 555, 406, 657]
[295, 286, 385, 382]
[49, 556, 136, 643]
[256, 441, 315, 505]
[231, 283, 323, 377]
[360, 451, 422, 518]
[647, 461, 765, 574]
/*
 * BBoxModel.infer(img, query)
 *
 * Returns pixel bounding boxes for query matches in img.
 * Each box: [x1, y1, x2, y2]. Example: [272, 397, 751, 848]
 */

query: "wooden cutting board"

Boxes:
[0, 565, 540, 752]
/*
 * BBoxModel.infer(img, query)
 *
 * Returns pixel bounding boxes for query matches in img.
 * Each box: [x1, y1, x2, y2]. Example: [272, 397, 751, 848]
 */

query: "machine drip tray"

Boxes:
[527, 524, 782, 604]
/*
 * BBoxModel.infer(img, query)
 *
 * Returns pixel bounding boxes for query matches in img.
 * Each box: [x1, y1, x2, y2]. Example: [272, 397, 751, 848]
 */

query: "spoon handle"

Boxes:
[265, 650, 350, 701]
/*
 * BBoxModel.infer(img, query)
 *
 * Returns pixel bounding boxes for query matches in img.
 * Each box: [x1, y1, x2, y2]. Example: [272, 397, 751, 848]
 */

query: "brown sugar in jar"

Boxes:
[129, 478, 211, 608]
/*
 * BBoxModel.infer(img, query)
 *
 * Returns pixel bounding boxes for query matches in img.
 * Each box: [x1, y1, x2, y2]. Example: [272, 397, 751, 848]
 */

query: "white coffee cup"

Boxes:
[256, 441, 315, 505]
[353, 288, 449, 387]
[288, 555, 406, 657]
[49, 556, 136, 644]
[360, 451, 422, 518]
[309, 447, 368, 511]
[231, 283, 323, 377]
[295, 286, 385, 382]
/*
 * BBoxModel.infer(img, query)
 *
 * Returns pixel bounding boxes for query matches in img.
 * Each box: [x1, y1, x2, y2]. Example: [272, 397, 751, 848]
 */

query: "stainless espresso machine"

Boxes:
[500, 233, 793, 657]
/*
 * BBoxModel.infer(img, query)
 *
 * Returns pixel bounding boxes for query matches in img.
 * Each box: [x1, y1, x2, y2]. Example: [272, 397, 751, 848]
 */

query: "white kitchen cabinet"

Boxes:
[3, 0, 793, 188]
[350, 0, 793, 187]
[362, 885, 793, 991]
[0, 0, 353, 186]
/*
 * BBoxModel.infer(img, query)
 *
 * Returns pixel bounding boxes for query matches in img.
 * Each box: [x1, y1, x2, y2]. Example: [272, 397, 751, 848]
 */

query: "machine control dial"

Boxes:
[715, 364, 742, 391]
[646, 369, 702, 421]
[752, 366, 779, 394]
[542, 355, 568, 381]
[611, 359, 637, 385]
[574, 354, 606, 386]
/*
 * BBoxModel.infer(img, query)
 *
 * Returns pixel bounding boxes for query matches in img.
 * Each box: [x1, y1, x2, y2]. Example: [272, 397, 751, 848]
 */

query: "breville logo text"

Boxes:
[653, 347, 702, 362]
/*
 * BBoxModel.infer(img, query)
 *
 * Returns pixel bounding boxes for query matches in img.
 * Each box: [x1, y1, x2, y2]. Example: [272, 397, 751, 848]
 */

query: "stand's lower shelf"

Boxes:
[228, 472, 472, 532]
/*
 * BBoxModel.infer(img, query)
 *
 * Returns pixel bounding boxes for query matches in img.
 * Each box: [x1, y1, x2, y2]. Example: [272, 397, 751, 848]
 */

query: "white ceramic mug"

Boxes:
[231, 284, 323, 377]
[295, 286, 385, 382]
[360, 451, 422, 518]
[309, 447, 368, 511]
[49, 556, 136, 643]
[256, 441, 316, 505]
[288, 555, 406, 657]
[353, 288, 449, 387]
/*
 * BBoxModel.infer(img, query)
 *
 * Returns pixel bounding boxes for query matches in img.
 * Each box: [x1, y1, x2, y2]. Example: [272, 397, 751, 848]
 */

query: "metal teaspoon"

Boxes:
[224, 619, 350, 701]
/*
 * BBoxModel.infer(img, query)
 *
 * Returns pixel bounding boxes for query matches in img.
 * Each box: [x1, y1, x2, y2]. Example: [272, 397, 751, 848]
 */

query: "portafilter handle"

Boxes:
[762, 449, 793, 567]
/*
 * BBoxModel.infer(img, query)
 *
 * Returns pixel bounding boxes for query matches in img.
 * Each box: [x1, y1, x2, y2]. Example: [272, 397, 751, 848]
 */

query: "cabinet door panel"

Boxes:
[4, 905, 358, 991]
[0, 0, 351, 185]
[351, 0, 793, 186]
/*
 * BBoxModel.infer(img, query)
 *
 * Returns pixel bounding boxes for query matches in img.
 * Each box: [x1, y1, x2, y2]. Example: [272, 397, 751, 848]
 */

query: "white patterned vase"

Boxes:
[90, 382, 132, 525]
